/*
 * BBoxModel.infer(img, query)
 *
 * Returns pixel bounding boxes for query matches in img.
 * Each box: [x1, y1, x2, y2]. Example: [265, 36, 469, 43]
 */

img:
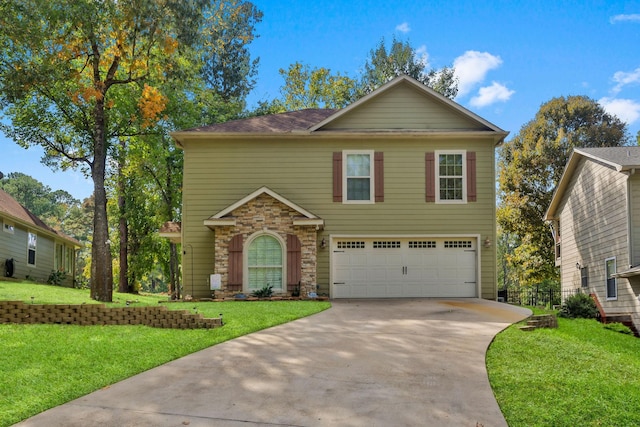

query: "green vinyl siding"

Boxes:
[322, 82, 490, 130]
[180, 135, 497, 299]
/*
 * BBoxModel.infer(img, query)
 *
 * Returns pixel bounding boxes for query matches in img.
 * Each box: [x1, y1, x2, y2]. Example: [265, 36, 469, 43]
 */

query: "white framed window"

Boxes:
[343, 150, 374, 203]
[27, 232, 37, 266]
[3, 221, 14, 234]
[436, 150, 466, 203]
[245, 232, 284, 292]
[605, 257, 617, 300]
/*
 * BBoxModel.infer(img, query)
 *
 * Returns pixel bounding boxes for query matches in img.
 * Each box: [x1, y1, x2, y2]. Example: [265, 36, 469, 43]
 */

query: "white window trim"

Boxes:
[605, 257, 617, 301]
[27, 231, 37, 267]
[343, 150, 375, 204]
[243, 230, 286, 293]
[3, 221, 15, 234]
[435, 150, 467, 204]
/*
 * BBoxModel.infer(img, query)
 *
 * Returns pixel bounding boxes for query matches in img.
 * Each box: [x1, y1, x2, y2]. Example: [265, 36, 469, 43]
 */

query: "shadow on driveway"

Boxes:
[16, 298, 530, 427]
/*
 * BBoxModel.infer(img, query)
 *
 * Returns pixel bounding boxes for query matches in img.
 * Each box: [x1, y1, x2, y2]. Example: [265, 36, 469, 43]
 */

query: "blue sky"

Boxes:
[2, 0, 640, 200]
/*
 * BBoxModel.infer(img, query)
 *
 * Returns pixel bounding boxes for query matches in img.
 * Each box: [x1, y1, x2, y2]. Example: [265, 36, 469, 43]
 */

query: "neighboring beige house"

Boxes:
[0, 188, 81, 286]
[545, 147, 640, 330]
[168, 75, 508, 299]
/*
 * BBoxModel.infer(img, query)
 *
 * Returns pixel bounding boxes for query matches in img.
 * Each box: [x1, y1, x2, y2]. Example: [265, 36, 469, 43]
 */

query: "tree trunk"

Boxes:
[169, 242, 180, 300]
[118, 141, 129, 293]
[90, 99, 113, 302]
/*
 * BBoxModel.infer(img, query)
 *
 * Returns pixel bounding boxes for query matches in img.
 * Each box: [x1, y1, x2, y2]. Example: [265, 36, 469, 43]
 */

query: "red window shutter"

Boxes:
[228, 234, 243, 288]
[467, 151, 477, 202]
[287, 234, 302, 288]
[333, 152, 342, 202]
[375, 152, 384, 202]
[425, 152, 436, 202]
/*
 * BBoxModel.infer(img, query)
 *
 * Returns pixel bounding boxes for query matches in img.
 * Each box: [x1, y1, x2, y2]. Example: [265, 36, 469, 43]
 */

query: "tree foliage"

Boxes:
[358, 36, 458, 99]
[497, 95, 630, 286]
[0, 172, 77, 226]
[264, 37, 458, 112]
[201, 1, 263, 102]
[277, 62, 359, 110]
[0, 0, 261, 301]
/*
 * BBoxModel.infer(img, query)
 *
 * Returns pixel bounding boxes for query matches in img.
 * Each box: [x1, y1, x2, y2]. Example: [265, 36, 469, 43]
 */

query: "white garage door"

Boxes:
[332, 238, 477, 298]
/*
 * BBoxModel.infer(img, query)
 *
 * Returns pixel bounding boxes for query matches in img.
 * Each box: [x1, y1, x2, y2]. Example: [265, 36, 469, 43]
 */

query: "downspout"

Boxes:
[627, 169, 636, 269]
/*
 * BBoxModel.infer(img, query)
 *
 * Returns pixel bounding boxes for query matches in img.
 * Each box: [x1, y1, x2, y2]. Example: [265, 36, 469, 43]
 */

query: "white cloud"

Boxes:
[453, 51, 503, 97]
[612, 67, 640, 94]
[395, 22, 410, 33]
[599, 97, 640, 124]
[470, 82, 515, 108]
[610, 14, 640, 23]
[414, 44, 429, 67]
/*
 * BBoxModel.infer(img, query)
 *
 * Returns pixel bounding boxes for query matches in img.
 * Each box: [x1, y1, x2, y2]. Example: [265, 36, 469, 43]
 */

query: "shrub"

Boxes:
[559, 293, 598, 319]
[47, 270, 67, 286]
[252, 284, 273, 298]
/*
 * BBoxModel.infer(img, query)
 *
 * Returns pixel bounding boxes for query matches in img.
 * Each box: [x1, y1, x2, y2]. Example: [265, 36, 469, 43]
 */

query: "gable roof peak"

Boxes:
[308, 74, 507, 136]
[210, 186, 320, 220]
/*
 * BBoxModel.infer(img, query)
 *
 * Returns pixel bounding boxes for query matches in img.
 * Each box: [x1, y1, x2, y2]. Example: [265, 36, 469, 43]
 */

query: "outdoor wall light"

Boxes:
[320, 238, 327, 249]
[483, 237, 491, 248]
[576, 262, 581, 270]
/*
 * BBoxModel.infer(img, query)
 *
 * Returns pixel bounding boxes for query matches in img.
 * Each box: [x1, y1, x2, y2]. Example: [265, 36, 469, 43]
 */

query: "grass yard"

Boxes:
[487, 314, 640, 427]
[0, 281, 330, 426]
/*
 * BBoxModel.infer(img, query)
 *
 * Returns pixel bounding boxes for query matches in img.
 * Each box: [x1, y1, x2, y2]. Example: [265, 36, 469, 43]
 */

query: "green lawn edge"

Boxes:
[487, 312, 640, 427]
[0, 281, 330, 426]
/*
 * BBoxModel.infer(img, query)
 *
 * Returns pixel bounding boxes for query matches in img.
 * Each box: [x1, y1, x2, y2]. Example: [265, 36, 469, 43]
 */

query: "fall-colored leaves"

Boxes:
[138, 84, 168, 128]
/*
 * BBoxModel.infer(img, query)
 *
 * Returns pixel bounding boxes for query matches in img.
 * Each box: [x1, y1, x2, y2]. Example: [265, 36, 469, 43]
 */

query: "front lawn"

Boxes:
[487, 314, 640, 426]
[0, 281, 330, 426]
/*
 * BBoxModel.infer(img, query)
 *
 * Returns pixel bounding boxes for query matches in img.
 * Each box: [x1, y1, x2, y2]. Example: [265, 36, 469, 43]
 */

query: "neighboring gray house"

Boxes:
[545, 147, 640, 330]
[0, 188, 81, 286]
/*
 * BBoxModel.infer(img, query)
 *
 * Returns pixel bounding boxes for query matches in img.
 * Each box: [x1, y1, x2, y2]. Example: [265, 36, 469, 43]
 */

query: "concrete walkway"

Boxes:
[16, 299, 530, 427]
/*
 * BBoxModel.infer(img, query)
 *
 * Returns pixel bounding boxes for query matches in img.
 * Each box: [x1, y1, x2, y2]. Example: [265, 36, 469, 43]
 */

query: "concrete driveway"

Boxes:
[16, 299, 530, 427]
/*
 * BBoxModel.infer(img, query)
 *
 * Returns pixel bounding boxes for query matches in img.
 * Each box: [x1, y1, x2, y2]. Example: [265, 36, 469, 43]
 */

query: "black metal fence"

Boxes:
[498, 287, 582, 308]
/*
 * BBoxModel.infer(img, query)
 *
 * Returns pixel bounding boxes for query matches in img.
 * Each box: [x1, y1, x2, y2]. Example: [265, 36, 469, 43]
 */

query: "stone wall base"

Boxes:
[0, 301, 222, 329]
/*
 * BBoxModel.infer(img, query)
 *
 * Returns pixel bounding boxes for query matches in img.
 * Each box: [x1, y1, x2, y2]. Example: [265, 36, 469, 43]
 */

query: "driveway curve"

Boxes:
[16, 299, 530, 427]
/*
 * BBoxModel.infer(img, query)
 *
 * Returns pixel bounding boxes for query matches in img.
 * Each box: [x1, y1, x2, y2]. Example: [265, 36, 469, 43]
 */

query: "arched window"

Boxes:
[247, 234, 283, 292]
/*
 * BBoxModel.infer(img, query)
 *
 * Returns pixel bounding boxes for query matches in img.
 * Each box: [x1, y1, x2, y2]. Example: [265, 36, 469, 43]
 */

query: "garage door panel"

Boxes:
[332, 238, 477, 298]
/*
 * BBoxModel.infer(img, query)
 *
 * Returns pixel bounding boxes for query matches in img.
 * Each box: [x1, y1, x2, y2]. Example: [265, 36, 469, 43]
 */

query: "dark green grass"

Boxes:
[0, 281, 330, 426]
[487, 316, 640, 427]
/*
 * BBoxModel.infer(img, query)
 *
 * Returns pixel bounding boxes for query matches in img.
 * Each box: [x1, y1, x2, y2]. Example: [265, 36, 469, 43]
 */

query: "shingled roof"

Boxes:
[0, 188, 81, 246]
[575, 146, 640, 170]
[182, 109, 337, 133]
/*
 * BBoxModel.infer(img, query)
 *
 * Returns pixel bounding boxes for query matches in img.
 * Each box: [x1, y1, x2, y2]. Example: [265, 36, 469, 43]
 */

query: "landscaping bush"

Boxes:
[559, 292, 598, 319]
[47, 270, 67, 286]
[251, 284, 273, 298]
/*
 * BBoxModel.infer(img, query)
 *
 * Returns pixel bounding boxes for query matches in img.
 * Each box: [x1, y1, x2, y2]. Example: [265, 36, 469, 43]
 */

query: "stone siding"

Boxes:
[212, 194, 318, 298]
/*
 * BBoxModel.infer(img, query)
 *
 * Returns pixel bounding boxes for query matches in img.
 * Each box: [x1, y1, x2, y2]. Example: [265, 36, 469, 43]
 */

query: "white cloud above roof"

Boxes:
[470, 82, 515, 108]
[453, 51, 503, 97]
[395, 22, 410, 33]
[599, 97, 640, 125]
[612, 67, 640, 94]
[610, 14, 640, 23]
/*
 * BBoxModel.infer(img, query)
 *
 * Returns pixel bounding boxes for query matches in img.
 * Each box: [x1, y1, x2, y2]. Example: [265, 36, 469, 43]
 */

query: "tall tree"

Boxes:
[277, 62, 359, 110]
[201, 1, 262, 102]
[0, 0, 219, 301]
[113, 3, 262, 295]
[497, 95, 629, 286]
[358, 36, 458, 99]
